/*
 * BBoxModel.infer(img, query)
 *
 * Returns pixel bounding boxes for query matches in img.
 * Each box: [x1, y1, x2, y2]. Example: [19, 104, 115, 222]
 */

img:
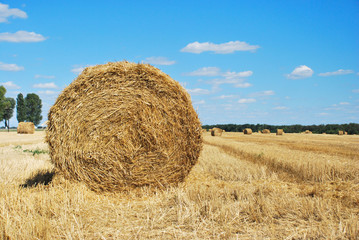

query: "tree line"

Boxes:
[202, 123, 359, 135]
[0, 86, 42, 131]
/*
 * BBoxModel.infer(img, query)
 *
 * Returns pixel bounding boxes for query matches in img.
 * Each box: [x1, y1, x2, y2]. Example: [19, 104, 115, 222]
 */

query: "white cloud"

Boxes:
[187, 88, 210, 95]
[181, 41, 260, 54]
[143, 56, 175, 65]
[286, 65, 313, 79]
[273, 106, 288, 110]
[353, 89, 359, 93]
[0, 81, 20, 89]
[222, 70, 253, 79]
[71, 66, 85, 74]
[0, 3, 27, 23]
[214, 95, 238, 99]
[0, 31, 46, 42]
[238, 98, 256, 104]
[193, 100, 205, 105]
[0, 62, 24, 71]
[235, 82, 252, 88]
[318, 112, 329, 116]
[187, 67, 221, 76]
[34, 74, 55, 79]
[38, 90, 57, 95]
[33, 82, 58, 89]
[318, 69, 354, 77]
[249, 90, 275, 97]
[339, 102, 349, 105]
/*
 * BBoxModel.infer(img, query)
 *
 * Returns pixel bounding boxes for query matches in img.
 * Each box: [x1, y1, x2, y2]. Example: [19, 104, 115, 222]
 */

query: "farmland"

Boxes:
[0, 131, 358, 239]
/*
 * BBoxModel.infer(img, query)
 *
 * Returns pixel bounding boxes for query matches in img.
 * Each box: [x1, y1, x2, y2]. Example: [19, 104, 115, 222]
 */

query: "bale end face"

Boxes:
[210, 127, 223, 136]
[46, 61, 203, 192]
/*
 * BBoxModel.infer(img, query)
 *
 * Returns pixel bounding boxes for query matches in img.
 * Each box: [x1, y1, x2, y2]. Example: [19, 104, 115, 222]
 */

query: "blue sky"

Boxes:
[0, 0, 358, 126]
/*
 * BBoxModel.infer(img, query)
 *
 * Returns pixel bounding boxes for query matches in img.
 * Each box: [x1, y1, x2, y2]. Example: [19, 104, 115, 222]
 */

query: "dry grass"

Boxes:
[1, 131, 358, 239]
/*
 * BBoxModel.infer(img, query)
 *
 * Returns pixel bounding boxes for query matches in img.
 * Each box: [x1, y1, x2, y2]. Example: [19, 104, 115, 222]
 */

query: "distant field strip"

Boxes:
[223, 134, 359, 160]
[203, 135, 359, 183]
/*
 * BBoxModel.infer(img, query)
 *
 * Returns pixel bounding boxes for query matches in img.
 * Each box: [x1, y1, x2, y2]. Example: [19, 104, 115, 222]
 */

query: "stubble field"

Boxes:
[0, 131, 358, 239]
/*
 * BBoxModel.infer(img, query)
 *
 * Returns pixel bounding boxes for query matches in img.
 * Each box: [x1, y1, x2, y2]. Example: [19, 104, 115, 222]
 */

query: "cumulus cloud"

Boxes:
[318, 69, 354, 77]
[273, 106, 288, 110]
[222, 70, 253, 79]
[33, 82, 58, 89]
[181, 41, 260, 54]
[214, 95, 238, 99]
[235, 82, 252, 88]
[0, 3, 27, 23]
[238, 98, 256, 104]
[353, 89, 359, 93]
[286, 65, 313, 79]
[186, 88, 211, 95]
[0, 31, 46, 42]
[339, 102, 349, 105]
[249, 90, 275, 97]
[34, 74, 55, 79]
[186, 67, 221, 76]
[0, 81, 20, 89]
[0, 62, 24, 71]
[143, 56, 175, 65]
[38, 90, 57, 95]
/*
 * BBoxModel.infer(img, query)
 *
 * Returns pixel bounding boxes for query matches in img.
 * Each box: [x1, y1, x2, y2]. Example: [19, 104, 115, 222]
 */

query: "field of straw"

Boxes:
[1, 131, 358, 239]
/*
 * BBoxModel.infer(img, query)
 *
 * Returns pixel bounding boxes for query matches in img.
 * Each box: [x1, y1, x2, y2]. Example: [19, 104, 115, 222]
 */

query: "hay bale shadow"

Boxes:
[20, 170, 55, 188]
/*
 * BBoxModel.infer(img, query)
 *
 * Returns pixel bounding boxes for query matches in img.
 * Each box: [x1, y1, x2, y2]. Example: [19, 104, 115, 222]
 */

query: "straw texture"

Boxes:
[276, 129, 284, 135]
[17, 122, 35, 134]
[46, 61, 203, 192]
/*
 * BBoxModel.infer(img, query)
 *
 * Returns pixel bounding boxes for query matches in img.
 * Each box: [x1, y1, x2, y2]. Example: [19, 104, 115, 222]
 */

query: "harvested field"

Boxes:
[0, 131, 358, 239]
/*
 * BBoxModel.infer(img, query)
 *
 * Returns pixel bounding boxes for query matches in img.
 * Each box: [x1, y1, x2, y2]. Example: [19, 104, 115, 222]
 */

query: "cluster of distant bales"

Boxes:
[205, 128, 348, 136]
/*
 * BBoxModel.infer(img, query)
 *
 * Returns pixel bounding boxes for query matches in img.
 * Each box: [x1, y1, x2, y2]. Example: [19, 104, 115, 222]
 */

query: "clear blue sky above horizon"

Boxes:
[1, 0, 358, 126]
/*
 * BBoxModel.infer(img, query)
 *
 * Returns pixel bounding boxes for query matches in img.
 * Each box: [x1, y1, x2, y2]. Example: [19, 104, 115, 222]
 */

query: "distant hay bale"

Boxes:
[338, 131, 344, 135]
[276, 129, 284, 135]
[344, 131, 348, 135]
[202, 129, 207, 133]
[211, 127, 223, 136]
[46, 61, 203, 192]
[17, 122, 35, 134]
[262, 129, 270, 134]
[322, 133, 327, 135]
[243, 128, 252, 135]
[258, 130, 261, 134]
[305, 130, 312, 134]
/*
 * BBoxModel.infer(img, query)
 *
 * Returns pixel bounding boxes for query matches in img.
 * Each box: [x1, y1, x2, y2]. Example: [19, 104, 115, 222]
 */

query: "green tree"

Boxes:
[3, 98, 15, 131]
[25, 93, 42, 126]
[16, 93, 26, 122]
[0, 86, 6, 119]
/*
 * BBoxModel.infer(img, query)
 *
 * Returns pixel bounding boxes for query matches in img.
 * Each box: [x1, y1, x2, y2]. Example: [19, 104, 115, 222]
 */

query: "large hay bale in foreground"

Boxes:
[211, 127, 223, 136]
[262, 129, 270, 134]
[276, 129, 284, 135]
[17, 122, 35, 134]
[46, 61, 203, 192]
[243, 128, 252, 135]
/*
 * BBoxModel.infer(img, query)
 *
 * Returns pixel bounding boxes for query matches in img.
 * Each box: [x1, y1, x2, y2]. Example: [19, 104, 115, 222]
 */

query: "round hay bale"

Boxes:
[338, 131, 344, 135]
[210, 127, 223, 136]
[17, 122, 35, 134]
[243, 128, 252, 135]
[46, 61, 203, 192]
[262, 129, 270, 134]
[276, 129, 284, 135]
[344, 131, 348, 135]
[258, 130, 261, 134]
